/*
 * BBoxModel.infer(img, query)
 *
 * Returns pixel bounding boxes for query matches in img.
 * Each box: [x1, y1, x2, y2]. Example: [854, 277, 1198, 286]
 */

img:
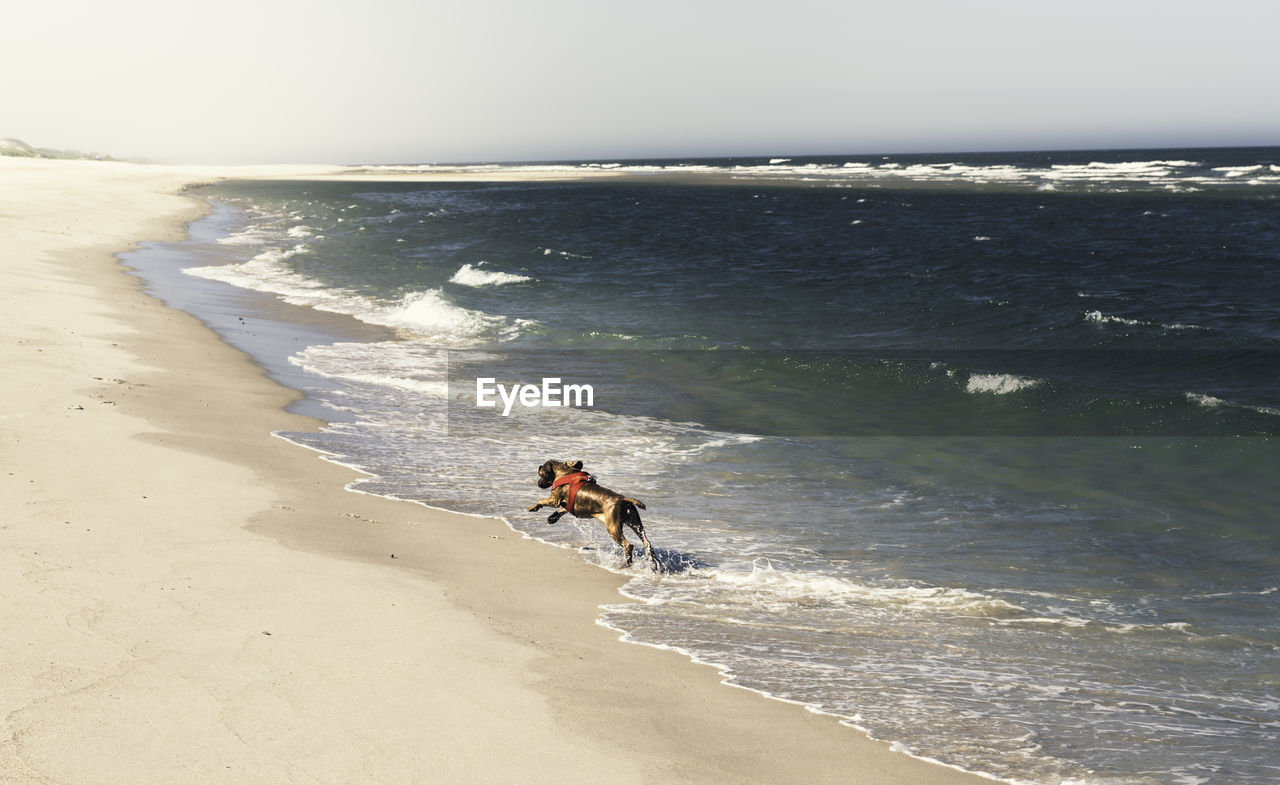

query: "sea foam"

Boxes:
[1084, 310, 1149, 328]
[290, 340, 451, 396]
[448, 262, 532, 287]
[187, 248, 522, 345]
[965, 373, 1040, 395]
[711, 561, 1029, 617]
[1084, 310, 1207, 332]
[349, 156, 1280, 193]
[378, 288, 513, 342]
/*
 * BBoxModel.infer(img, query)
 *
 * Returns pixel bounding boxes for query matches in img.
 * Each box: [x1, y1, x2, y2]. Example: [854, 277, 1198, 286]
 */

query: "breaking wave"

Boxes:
[449, 262, 533, 287]
[186, 248, 527, 345]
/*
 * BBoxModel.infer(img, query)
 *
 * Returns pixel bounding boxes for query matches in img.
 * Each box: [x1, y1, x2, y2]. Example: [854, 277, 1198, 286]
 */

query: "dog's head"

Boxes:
[537, 459, 584, 489]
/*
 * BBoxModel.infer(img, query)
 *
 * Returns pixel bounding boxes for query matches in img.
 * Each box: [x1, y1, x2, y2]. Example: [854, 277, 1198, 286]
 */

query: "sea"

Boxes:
[122, 148, 1280, 785]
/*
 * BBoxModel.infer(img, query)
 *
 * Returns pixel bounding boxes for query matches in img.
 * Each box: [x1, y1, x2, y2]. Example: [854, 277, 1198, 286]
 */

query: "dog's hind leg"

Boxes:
[603, 513, 635, 567]
[621, 503, 656, 568]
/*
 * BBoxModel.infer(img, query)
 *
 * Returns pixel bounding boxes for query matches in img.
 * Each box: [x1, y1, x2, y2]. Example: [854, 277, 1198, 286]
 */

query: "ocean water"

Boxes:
[124, 149, 1279, 785]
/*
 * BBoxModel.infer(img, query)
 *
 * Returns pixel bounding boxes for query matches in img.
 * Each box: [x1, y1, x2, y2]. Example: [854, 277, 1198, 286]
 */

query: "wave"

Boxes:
[379, 289, 524, 341]
[1186, 392, 1225, 408]
[621, 559, 1029, 619]
[541, 247, 591, 259]
[965, 373, 1040, 395]
[448, 262, 532, 287]
[187, 244, 319, 297]
[1186, 391, 1280, 419]
[186, 248, 527, 345]
[1084, 309, 1144, 327]
[1084, 309, 1208, 332]
[216, 224, 288, 246]
[348, 156, 1280, 193]
[1214, 165, 1264, 178]
[290, 341, 452, 396]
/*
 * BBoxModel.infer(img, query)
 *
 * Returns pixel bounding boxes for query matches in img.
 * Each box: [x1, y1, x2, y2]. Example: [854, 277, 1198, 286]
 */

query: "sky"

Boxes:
[3, 0, 1278, 164]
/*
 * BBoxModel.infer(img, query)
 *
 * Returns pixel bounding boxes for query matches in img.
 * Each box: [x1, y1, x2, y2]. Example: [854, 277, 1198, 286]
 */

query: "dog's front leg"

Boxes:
[529, 495, 569, 524]
[527, 494, 558, 512]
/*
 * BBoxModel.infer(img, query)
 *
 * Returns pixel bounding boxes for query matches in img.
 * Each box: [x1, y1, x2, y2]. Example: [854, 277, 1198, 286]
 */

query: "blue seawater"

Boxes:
[124, 149, 1280, 785]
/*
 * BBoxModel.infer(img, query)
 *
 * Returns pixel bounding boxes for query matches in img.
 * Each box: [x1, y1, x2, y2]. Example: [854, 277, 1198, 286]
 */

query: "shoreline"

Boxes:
[2, 156, 992, 784]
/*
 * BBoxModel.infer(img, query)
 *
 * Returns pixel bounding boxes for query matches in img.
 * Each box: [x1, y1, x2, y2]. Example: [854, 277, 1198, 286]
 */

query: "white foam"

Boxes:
[347, 157, 1280, 193]
[541, 247, 590, 259]
[186, 244, 320, 302]
[965, 373, 1040, 395]
[1045, 160, 1196, 180]
[689, 560, 1028, 618]
[1213, 165, 1263, 177]
[186, 248, 522, 345]
[584, 330, 643, 342]
[1083, 310, 1207, 332]
[1084, 310, 1143, 327]
[216, 225, 281, 246]
[376, 288, 512, 342]
[448, 262, 532, 287]
[1184, 392, 1280, 420]
[290, 341, 451, 396]
[1186, 392, 1225, 408]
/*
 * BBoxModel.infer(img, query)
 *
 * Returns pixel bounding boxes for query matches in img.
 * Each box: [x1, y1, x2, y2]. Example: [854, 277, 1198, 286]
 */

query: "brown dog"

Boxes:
[528, 459, 655, 567]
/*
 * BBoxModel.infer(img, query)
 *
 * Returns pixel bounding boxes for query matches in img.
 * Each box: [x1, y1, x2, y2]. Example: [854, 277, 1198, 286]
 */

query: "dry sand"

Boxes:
[0, 156, 993, 784]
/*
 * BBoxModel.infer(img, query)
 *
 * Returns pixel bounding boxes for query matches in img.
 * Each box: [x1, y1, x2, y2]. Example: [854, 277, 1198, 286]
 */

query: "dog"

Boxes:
[528, 459, 655, 567]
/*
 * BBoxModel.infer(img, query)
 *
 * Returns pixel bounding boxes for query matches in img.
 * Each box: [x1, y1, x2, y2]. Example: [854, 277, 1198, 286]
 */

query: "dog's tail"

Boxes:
[621, 500, 655, 551]
[623, 496, 646, 510]
[619, 499, 646, 534]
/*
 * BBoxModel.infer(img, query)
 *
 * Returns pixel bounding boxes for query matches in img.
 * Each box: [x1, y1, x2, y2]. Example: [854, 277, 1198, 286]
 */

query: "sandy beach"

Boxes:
[1, 156, 993, 785]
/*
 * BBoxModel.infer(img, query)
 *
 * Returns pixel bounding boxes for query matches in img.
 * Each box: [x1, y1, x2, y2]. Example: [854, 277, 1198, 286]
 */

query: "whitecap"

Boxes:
[186, 244, 317, 301]
[187, 250, 521, 345]
[1186, 392, 1225, 408]
[541, 247, 591, 259]
[1084, 310, 1143, 327]
[216, 225, 279, 246]
[965, 373, 1040, 395]
[449, 262, 532, 287]
[377, 288, 511, 342]
[1213, 165, 1263, 178]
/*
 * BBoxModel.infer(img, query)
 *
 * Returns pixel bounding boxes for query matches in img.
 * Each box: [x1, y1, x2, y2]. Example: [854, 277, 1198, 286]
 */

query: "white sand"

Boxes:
[0, 156, 992, 784]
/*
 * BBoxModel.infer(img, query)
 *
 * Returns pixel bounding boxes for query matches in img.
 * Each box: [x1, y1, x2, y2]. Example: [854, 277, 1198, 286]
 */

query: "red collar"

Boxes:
[551, 471, 594, 515]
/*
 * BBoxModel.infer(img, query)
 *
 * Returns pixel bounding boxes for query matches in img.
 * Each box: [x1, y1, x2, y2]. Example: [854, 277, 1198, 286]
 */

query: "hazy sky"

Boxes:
[3, 0, 1277, 164]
